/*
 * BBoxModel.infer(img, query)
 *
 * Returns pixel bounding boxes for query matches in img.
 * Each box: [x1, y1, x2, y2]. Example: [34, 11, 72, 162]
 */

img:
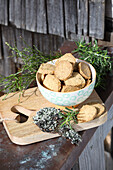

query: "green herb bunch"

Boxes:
[72, 40, 113, 88]
[59, 107, 78, 129]
[0, 42, 61, 99]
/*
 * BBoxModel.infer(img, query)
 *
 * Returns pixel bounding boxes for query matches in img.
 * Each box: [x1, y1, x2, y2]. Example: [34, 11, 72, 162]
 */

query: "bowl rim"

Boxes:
[36, 58, 96, 94]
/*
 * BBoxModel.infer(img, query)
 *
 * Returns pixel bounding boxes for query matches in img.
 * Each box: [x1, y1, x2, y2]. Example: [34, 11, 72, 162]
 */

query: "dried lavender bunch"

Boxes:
[33, 107, 62, 132]
[33, 107, 82, 145]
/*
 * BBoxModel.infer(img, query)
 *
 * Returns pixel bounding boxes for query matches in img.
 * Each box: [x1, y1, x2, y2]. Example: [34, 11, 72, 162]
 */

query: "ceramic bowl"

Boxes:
[36, 58, 96, 106]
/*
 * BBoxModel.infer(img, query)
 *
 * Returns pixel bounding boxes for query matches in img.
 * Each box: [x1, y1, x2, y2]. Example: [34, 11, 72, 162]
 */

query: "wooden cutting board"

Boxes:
[0, 87, 107, 145]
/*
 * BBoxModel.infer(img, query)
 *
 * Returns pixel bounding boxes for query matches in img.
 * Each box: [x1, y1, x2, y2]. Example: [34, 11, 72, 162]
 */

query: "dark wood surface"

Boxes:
[0, 111, 96, 170]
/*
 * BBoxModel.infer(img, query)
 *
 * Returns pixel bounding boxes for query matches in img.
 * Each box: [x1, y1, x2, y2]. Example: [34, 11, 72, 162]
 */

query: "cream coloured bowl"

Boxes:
[36, 58, 96, 106]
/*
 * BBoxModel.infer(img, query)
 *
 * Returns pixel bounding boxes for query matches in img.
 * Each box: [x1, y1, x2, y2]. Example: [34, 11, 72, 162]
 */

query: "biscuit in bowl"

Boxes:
[43, 74, 61, 92]
[55, 53, 76, 67]
[64, 72, 85, 88]
[54, 60, 73, 81]
[38, 63, 55, 75]
[78, 62, 91, 79]
[36, 58, 96, 106]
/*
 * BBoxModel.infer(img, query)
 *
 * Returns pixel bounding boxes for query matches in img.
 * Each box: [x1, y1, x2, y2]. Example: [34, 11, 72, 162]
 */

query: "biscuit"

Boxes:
[87, 102, 105, 118]
[54, 60, 73, 81]
[55, 53, 76, 67]
[65, 72, 85, 88]
[43, 74, 61, 92]
[78, 62, 91, 79]
[61, 85, 80, 92]
[77, 105, 97, 123]
[38, 63, 55, 74]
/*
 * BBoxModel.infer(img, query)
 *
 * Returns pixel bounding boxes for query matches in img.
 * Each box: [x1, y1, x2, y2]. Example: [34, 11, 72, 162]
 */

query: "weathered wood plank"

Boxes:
[14, 0, 22, 28]
[21, 0, 26, 29]
[105, 151, 113, 170]
[9, 0, 26, 29]
[77, 0, 82, 35]
[79, 127, 105, 170]
[1, 26, 16, 76]
[64, 0, 77, 39]
[9, 0, 15, 24]
[89, 0, 97, 38]
[102, 97, 113, 139]
[0, 0, 8, 25]
[47, 0, 64, 37]
[0, 26, 2, 59]
[83, 0, 88, 35]
[105, 0, 113, 18]
[33, 32, 64, 55]
[96, 0, 105, 39]
[89, 0, 105, 39]
[36, 0, 47, 34]
[15, 28, 32, 64]
[26, 0, 37, 32]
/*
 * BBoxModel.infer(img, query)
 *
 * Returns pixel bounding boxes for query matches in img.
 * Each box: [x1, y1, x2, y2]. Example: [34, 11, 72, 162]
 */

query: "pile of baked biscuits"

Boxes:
[38, 53, 92, 92]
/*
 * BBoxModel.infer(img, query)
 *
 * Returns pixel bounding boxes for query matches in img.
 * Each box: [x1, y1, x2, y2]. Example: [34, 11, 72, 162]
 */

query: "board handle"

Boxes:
[12, 105, 35, 117]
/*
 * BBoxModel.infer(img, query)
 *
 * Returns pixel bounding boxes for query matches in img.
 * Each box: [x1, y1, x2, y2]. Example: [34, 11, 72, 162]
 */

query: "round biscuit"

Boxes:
[86, 102, 105, 118]
[77, 105, 97, 122]
[54, 60, 73, 81]
[65, 72, 85, 88]
[78, 62, 91, 79]
[43, 74, 61, 92]
[38, 63, 55, 74]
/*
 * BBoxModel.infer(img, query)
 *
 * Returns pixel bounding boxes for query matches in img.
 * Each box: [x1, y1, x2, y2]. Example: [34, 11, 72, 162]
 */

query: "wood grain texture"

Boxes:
[0, 26, 2, 59]
[25, 0, 37, 32]
[1, 25, 16, 76]
[105, 0, 113, 18]
[0, 0, 8, 25]
[79, 127, 105, 170]
[0, 87, 107, 145]
[64, 0, 77, 39]
[15, 28, 32, 64]
[89, 0, 105, 39]
[36, 0, 47, 33]
[33, 32, 64, 55]
[47, 0, 64, 37]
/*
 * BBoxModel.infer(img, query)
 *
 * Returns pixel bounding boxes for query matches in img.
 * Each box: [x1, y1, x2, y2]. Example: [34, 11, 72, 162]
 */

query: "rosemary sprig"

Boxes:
[72, 40, 113, 88]
[0, 42, 61, 99]
[59, 107, 79, 130]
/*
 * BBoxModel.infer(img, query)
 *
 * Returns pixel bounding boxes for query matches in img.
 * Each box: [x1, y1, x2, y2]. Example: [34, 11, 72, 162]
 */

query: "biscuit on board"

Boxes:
[87, 102, 105, 118]
[61, 85, 80, 92]
[43, 74, 61, 92]
[65, 72, 85, 88]
[54, 60, 73, 81]
[55, 53, 76, 67]
[38, 63, 55, 74]
[78, 62, 91, 79]
[77, 105, 97, 123]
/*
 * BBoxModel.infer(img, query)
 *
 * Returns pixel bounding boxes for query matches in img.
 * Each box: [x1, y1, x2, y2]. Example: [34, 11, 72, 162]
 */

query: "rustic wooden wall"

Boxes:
[0, 0, 105, 77]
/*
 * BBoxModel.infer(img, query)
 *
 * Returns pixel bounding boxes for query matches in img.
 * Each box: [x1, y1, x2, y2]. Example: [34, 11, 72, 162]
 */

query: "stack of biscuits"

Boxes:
[38, 53, 92, 93]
